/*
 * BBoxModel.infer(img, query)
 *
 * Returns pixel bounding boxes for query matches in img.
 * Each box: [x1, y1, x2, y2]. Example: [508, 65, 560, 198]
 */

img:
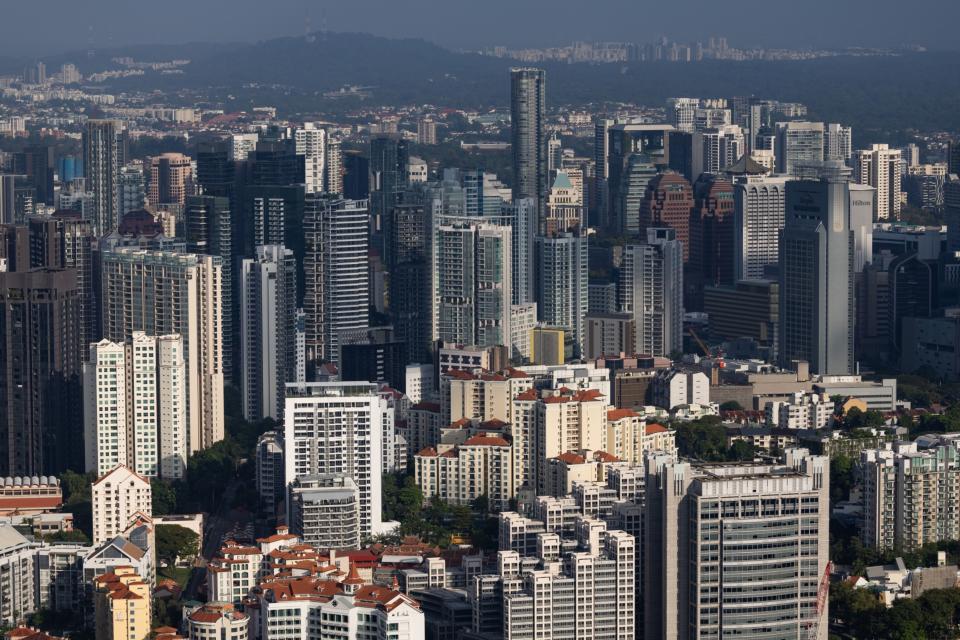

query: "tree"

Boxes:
[675, 416, 728, 461]
[719, 401, 743, 411]
[156, 524, 199, 566]
[830, 453, 855, 504]
[726, 440, 755, 461]
[151, 479, 177, 516]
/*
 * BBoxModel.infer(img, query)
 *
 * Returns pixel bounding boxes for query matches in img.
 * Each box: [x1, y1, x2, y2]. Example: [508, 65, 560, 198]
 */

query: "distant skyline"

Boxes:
[1, 0, 959, 57]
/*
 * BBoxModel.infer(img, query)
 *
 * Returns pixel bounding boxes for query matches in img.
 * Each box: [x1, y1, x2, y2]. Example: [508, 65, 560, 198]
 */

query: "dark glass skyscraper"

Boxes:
[83, 119, 121, 236]
[369, 136, 409, 268]
[510, 68, 546, 225]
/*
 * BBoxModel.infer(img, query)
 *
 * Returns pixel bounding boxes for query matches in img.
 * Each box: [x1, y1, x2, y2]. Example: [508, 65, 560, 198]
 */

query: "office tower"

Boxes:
[83, 119, 121, 235]
[369, 136, 409, 265]
[703, 279, 779, 352]
[118, 164, 146, 215]
[339, 326, 406, 390]
[101, 248, 224, 452]
[854, 144, 902, 220]
[510, 68, 547, 221]
[148, 152, 194, 210]
[0, 268, 81, 476]
[691, 125, 745, 178]
[343, 151, 369, 200]
[196, 140, 236, 199]
[389, 202, 432, 361]
[324, 137, 343, 195]
[779, 176, 855, 374]
[824, 123, 853, 162]
[294, 123, 326, 195]
[544, 170, 583, 235]
[591, 117, 614, 226]
[240, 245, 297, 421]
[689, 175, 735, 306]
[417, 118, 438, 145]
[288, 474, 361, 550]
[645, 449, 830, 640]
[747, 98, 777, 151]
[283, 382, 390, 538]
[904, 163, 948, 209]
[12, 145, 54, 206]
[620, 229, 683, 357]
[861, 444, 960, 552]
[93, 567, 151, 640]
[229, 133, 259, 161]
[547, 132, 562, 175]
[667, 131, 694, 182]
[28, 210, 97, 345]
[303, 196, 369, 367]
[91, 465, 152, 545]
[84, 333, 187, 479]
[434, 218, 512, 348]
[775, 121, 824, 176]
[638, 171, 694, 262]
[605, 123, 673, 233]
[949, 139, 960, 176]
[536, 230, 588, 358]
[185, 195, 234, 381]
[947, 177, 960, 253]
[732, 173, 789, 281]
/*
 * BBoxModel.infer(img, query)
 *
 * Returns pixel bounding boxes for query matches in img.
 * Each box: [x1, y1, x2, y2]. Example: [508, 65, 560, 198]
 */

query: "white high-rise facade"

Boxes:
[854, 143, 902, 220]
[732, 174, 789, 281]
[620, 228, 683, 357]
[101, 249, 224, 453]
[775, 121, 824, 176]
[84, 333, 188, 480]
[283, 382, 392, 538]
[303, 196, 369, 367]
[295, 123, 326, 195]
[536, 230, 588, 357]
[240, 245, 297, 422]
[823, 123, 853, 162]
[692, 125, 745, 177]
[91, 465, 152, 546]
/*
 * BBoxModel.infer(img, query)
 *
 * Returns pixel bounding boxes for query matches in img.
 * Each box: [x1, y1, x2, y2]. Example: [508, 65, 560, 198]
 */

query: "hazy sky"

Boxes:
[2, 0, 959, 56]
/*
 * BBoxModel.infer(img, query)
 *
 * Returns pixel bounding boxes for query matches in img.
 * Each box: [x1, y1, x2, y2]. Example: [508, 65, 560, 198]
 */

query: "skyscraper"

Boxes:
[854, 144, 902, 220]
[434, 218, 512, 348]
[148, 152, 194, 211]
[689, 174, 735, 305]
[732, 172, 789, 281]
[101, 248, 225, 452]
[536, 229, 588, 358]
[510, 68, 547, 222]
[119, 164, 147, 215]
[691, 125, 745, 178]
[185, 195, 234, 381]
[0, 268, 82, 475]
[645, 449, 830, 639]
[83, 120, 121, 235]
[369, 136, 408, 267]
[283, 382, 391, 539]
[389, 201, 432, 362]
[303, 196, 369, 368]
[638, 171, 695, 262]
[620, 228, 683, 357]
[605, 123, 673, 234]
[84, 332, 187, 479]
[779, 175, 855, 374]
[240, 245, 297, 422]
[775, 121, 825, 176]
[823, 123, 853, 162]
[294, 123, 327, 195]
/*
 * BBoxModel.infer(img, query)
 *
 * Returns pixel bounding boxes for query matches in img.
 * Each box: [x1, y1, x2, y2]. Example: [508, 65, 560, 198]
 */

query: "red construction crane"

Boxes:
[804, 560, 833, 639]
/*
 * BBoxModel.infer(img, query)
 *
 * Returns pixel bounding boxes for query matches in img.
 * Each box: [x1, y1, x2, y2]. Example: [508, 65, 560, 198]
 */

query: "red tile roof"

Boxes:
[646, 423, 669, 434]
[607, 408, 640, 421]
[464, 435, 510, 447]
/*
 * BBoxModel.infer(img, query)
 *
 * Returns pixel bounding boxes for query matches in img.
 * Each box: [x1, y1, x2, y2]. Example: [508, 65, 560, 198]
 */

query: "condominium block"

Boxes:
[91, 465, 152, 546]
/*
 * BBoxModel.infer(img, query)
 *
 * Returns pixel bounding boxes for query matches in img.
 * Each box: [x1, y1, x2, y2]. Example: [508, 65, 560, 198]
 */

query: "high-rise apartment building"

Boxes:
[324, 138, 343, 195]
[101, 248, 224, 452]
[83, 119, 122, 235]
[823, 123, 853, 162]
[645, 449, 830, 640]
[148, 152, 194, 210]
[294, 123, 326, 195]
[510, 68, 547, 219]
[91, 465, 152, 545]
[434, 218, 512, 349]
[692, 125, 745, 178]
[119, 163, 147, 215]
[854, 143, 902, 220]
[369, 136, 408, 266]
[732, 173, 789, 281]
[240, 245, 297, 422]
[185, 195, 234, 381]
[389, 202, 432, 361]
[303, 196, 369, 367]
[417, 118, 438, 145]
[779, 175, 855, 374]
[775, 121, 824, 176]
[861, 443, 960, 552]
[93, 567, 151, 640]
[0, 268, 82, 476]
[536, 230, 588, 358]
[84, 332, 187, 479]
[283, 382, 392, 539]
[620, 228, 683, 357]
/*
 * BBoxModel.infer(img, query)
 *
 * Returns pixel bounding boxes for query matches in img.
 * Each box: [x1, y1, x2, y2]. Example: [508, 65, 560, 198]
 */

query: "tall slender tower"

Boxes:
[83, 119, 121, 235]
[511, 68, 546, 224]
[620, 228, 683, 357]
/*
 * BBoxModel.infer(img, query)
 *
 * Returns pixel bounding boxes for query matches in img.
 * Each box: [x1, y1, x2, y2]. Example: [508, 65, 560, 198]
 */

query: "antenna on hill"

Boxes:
[304, 4, 315, 43]
[87, 25, 95, 59]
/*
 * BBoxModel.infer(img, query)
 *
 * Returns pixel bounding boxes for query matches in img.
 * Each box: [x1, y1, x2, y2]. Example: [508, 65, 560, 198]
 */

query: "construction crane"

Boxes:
[804, 560, 833, 639]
